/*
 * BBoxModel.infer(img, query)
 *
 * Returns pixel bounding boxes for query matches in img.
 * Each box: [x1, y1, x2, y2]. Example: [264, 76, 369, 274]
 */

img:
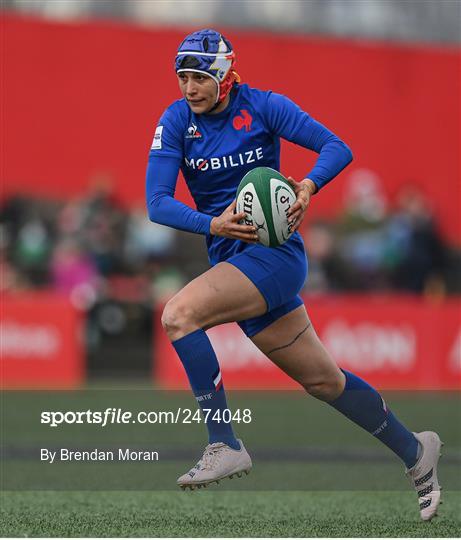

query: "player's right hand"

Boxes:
[210, 200, 259, 243]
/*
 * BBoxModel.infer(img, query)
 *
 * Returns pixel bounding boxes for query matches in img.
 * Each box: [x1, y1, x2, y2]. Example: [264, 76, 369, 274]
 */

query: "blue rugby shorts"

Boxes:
[226, 233, 308, 337]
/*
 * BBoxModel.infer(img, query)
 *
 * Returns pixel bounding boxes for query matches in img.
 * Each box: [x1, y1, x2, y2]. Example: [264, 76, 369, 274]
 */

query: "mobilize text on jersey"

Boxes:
[185, 146, 264, 171]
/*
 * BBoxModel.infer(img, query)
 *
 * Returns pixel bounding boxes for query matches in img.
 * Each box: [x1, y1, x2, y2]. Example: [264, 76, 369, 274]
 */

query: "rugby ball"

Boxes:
[236, 167, 296, 247]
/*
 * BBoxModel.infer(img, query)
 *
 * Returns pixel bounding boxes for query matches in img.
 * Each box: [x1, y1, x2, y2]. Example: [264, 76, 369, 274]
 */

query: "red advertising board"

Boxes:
[1, 293, 85, 388]
[154, 296, 461, 391]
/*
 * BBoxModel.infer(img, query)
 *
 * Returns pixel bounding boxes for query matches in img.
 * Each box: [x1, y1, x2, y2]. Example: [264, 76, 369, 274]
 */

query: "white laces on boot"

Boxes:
[177, 439, 251, 489]
[200, 442, 228, 470]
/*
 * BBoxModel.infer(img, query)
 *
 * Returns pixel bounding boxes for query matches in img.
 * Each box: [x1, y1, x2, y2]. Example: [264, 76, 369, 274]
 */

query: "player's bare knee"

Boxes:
[303, 374, 344, 401]
[161, 299, 199, 341]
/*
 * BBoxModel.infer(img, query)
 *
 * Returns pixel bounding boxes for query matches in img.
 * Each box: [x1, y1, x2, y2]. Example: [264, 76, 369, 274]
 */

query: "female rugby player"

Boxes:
[146, 29, 442, 520]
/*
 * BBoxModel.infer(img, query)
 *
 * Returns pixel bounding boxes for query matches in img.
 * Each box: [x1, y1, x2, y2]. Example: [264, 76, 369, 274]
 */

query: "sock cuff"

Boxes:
[172, 328, 205, 349]
[341, 369, 372, 392]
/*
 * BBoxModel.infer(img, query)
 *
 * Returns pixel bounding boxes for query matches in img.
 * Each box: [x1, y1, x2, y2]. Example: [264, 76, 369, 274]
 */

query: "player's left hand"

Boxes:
[286, 177, 317, 231]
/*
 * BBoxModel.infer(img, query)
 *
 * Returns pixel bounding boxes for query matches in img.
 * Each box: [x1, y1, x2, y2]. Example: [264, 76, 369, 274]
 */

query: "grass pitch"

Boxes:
[2, 490, 461, 537]
[1, 389, 460, 536]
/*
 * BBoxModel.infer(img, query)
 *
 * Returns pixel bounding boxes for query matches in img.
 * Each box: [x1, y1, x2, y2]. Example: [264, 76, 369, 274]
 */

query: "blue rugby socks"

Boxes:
[329, 370, 419, 468]
[172, 329, 240, 450]
[173, 332, 419, 466]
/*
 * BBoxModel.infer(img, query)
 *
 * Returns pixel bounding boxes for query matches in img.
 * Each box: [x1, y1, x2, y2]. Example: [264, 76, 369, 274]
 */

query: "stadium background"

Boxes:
[1, 0, 460, 537]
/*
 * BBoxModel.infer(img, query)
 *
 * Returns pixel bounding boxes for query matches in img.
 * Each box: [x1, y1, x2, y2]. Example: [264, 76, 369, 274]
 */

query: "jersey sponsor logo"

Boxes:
[233, 109, 252, 132]
[185, 146, 263, 172]
[185, 123, 202, 139]
[151, 125, 163, 149]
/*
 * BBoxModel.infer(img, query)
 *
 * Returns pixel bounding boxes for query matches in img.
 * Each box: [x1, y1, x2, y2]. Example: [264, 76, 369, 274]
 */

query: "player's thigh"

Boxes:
[162, 262, 267, 336]
[250, 305, 344, 396]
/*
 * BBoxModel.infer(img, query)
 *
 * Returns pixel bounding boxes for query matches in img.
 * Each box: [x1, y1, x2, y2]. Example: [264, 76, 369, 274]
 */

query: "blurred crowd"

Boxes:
[304, 172, 459, 297]
[0, 182, 192, 309]
[1, 176, 459, 312]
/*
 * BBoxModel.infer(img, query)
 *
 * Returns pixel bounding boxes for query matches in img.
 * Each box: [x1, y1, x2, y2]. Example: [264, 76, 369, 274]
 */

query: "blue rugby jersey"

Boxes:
[146, 83, 352, 265]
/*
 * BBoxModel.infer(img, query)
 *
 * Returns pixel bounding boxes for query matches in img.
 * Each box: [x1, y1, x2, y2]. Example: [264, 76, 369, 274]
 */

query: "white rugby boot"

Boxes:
[177, 439, 252, 490]
[406, 431, 443, 521]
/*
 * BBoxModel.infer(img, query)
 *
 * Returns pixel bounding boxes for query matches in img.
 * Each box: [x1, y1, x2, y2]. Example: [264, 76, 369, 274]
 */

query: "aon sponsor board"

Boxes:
[236, 167, 296, 247]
